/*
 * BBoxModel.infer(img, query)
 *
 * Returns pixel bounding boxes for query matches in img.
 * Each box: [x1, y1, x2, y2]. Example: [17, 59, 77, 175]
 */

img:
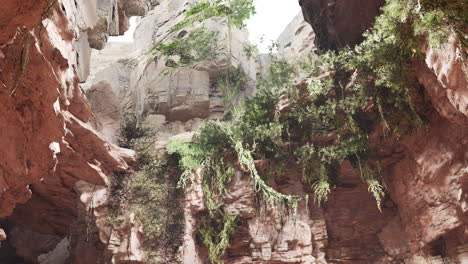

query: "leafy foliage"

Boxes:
[126, 0, 466, 262]
[172, 0, 255, 32]
[217, 68, 247, 113]
[243, 42, 259, 58]
[198, 210, 237, 264]
[149, 27, 219, 68]
[109, 147, 184, 263]
[415, 0, 467, 48]
[168, 0, 465, 214]
[118, 113, 149, 149]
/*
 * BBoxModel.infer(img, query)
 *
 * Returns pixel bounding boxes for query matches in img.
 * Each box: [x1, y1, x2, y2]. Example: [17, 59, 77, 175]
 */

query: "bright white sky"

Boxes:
[108, 16, 140, 43]
[110, 1, 301, 53]
[246, 0, 301, 53]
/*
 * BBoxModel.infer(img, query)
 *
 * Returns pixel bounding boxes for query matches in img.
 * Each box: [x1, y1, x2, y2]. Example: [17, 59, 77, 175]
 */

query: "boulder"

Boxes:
[299, 0, 385, 50]
[86, 81, 122, 143]
[278, 12, 315, 64]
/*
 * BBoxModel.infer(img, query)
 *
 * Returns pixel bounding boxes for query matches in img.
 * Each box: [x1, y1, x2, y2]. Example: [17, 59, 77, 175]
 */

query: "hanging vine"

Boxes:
[134, 0, 466, 262]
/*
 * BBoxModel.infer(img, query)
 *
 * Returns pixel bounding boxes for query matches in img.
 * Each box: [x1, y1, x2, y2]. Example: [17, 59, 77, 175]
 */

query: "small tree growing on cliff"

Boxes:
[117, 113, 149, 149]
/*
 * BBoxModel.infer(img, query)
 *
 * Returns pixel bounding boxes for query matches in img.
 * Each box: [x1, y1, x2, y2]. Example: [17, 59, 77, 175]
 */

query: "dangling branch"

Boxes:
[11, 32, 31, 96]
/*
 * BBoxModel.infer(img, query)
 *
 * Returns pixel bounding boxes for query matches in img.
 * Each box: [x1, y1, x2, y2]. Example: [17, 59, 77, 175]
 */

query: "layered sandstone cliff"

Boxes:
[0, 0, 466, 264]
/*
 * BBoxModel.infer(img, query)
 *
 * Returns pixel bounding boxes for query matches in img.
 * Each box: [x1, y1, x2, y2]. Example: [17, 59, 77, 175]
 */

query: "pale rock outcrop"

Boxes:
[136, 68, 211, 122]
[81, 43, 137, 143]
[148, 117, 204, 148]
[278, 12, 315, 64]
[88, 0, 122, 49]
[38, 237, 71, 264]
[78, 0, 262, 260]
[418, 35, 468, 125]
[84, 40, 138, 92]
[86, 0, 156, 50]
[124, 0, 159, 16]
[76, 31, 93, 81]
[86, 81, 122, 143]
[59, 0, 100, 82]
[84, 0, 258, 145]
[125, 0, 258, 128]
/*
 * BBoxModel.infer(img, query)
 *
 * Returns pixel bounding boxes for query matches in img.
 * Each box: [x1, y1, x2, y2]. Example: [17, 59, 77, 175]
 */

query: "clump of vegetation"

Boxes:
[108, 148, 185, 264]
[117, 113, 149, 149]
[119, 0, 466, 263]
[168, 0, 466, 218]
[171, 0, 255, 32]
[217, 68, 248, 113]
[414, 0, 467, 48]
[149, 27, 219, 68]
[243, 42, 259, 59]
[198, 209, 237, 264]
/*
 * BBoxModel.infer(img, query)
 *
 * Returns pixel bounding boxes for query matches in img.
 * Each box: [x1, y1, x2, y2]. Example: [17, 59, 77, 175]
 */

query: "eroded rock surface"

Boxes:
[299, 0, 385, 50]
[278, 12, 315, 64]
[1, 0, 467, 263]
[0, 0, 135, 262]
[84, 0, 260, 147]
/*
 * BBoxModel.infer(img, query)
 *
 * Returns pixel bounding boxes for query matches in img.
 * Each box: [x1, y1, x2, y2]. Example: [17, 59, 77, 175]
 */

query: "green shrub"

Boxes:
[108, 148, 184, 263]
[218, 68, 248, 113]
[172, 0, 255, 32]
[139, 0, 465, 261]
[118, 113, 149, 149]
[168, 0, 465, 211]
[198, 209, 237, 264]
[149, 27, 219, 68]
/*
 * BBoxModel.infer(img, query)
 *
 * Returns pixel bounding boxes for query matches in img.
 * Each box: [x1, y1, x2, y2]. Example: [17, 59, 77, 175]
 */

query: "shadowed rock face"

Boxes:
[299, 0, 385, 50]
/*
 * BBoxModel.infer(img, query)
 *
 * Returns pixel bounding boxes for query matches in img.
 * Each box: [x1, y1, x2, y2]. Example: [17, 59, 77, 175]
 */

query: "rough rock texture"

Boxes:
[418, 35, 468, 126]
[86, 81, 122, 143]
[84, 0, 260, 147]
[278, 12, 315, 64]
[299, 0, 385, 50]
[77, 0, 262, 262]
[1, 0, 467, 263]
[123, 0, 158, 16]
[87, 0, 157, 50]
[380, 35, 468, 258]
[175, 13, 468, 264]
[0, 0, 135, 262]
[87, 0, 123, 49]
[124, 0, 259, 125]
[79, 3, 468, 264]
[8, 227, 62, 263]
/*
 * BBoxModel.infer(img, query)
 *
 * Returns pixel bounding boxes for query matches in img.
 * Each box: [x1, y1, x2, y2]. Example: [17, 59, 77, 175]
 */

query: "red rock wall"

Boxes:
[383, 35, 468, 257]
[0, 0, 133, 261]
[181, 37, 467, 264]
